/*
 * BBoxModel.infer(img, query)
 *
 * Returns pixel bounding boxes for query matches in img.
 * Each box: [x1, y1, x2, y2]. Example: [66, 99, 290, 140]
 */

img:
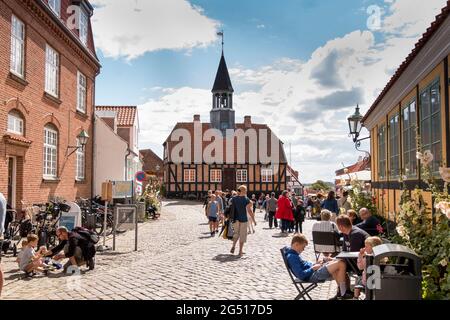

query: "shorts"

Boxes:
[208, 216, 218, 222]
[308, 265, 332, 283]
[232, 221, 248, 243]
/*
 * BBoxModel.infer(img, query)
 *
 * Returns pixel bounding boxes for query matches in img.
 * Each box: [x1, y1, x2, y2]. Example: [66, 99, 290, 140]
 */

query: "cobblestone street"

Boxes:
[1, 201, 336, 300]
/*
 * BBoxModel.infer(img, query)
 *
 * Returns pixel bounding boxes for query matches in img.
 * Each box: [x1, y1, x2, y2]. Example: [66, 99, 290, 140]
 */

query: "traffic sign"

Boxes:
[135, 171, 146, 182]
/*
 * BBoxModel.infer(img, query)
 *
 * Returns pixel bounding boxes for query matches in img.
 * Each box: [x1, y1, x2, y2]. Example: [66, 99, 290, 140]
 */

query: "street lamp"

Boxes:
[347, 105, 370, 154]
[67, 129, 89, 157]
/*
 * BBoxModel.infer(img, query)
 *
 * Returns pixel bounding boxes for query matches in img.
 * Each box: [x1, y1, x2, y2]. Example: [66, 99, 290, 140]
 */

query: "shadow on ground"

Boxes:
[212, 254, 241, 263]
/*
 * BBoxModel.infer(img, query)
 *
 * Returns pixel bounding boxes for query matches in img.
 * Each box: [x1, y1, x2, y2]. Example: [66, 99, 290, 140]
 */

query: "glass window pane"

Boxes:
[421, 118, 431, 147]
[420, 91, 430, 118]
[430, 84, 440, 114]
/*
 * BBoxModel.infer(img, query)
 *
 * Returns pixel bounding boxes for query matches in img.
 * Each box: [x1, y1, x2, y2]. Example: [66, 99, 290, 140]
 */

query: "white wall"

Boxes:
[93, 116, 129, 196]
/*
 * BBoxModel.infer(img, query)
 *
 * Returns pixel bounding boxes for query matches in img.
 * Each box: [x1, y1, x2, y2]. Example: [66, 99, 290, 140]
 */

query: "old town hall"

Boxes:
[163, 50, 288, 198]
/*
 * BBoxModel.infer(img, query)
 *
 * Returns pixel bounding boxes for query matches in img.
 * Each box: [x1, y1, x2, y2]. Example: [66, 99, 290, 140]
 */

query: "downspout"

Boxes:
[91, 69, 100, 199]
[125, 146, 131, 180]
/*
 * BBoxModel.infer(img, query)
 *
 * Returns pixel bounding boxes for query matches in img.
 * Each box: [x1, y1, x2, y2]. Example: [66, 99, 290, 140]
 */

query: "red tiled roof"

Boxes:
[335, 157, 371, 176]
[96, 106, 137, 127]
[140, 149, 164, 173]
[362, 0, 450, 122]
[3, 133, 33, 145]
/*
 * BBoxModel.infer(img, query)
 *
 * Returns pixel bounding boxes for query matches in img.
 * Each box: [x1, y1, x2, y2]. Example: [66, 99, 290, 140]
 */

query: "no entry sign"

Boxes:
[135, 171, 146, 182]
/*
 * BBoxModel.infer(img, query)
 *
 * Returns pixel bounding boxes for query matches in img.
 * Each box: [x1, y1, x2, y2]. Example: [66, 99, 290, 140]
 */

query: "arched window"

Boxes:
[43, 124, 58, 179]
[7, 110, 24, 135]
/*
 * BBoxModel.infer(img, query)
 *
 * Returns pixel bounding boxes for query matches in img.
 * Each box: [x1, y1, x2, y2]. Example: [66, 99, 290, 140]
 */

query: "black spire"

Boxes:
[212, 53, 234, 93]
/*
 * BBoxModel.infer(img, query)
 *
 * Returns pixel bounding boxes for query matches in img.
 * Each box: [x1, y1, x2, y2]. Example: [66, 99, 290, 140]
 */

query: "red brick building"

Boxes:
[0, 0, 101, 209]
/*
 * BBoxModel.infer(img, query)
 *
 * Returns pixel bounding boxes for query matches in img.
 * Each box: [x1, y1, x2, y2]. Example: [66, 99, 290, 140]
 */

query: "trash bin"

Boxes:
[136, 202, 146, 223]
[366, 244, 422, 300]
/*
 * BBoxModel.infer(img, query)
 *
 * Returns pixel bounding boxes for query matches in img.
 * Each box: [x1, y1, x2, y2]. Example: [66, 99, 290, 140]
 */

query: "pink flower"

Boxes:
[376, 224, 384, 234]
[439, 167, 450, 183]
[435, 201, 450, 219]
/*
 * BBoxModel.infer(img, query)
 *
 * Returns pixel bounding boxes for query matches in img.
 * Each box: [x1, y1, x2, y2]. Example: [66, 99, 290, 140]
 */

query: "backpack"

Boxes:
[72, 227, 98, 260]
[72, 227, 99, 244]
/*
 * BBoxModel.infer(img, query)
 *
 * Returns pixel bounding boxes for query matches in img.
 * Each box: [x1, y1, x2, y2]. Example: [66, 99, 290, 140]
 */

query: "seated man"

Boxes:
[356, 208, 381, 236]
[336, 214, 369, 252]
[45, 227, 94, 272]
[284, 234, 352, 300]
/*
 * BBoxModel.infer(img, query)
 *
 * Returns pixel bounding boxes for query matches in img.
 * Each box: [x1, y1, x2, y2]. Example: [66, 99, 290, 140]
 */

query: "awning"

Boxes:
[336, 170, 371, 181]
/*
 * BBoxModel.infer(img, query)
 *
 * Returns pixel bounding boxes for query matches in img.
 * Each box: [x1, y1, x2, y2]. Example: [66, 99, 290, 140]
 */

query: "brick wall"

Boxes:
[0, 0, 100, 209]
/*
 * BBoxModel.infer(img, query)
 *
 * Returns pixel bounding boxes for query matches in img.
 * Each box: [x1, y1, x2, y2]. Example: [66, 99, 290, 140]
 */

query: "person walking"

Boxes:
[321, 191, 339, 222]
[251, 194, 257, 214]
[262, 195, 270, 221]
[230, 186, 253, 257]
[293, 200, 306, 233]
[276, 190, 294, 234]
[206, 194, 220, 237]
[267, 192, 278, 229]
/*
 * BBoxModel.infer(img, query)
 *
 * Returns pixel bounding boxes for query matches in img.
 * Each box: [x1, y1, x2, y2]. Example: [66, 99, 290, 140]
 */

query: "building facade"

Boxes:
[95, 106, 143, 194]
[0, 0, 100, 209]
[363, 1, 450, 218]
[163, 52, 288, 198]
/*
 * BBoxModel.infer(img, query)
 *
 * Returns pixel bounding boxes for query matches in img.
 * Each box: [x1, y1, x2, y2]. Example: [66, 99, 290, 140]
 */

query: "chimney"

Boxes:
[193, 114, 201, 122]
[244, 116, 252, 129]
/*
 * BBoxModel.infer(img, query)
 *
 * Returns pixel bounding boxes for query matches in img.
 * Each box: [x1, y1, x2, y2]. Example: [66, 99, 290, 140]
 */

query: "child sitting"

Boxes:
[16, 239, 28, 267]
[354, 236, 383, 299]
[19, 234, 48, 276]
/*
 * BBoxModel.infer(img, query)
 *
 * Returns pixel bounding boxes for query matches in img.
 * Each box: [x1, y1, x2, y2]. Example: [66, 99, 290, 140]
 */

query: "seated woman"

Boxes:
[284, 234, 353, 300]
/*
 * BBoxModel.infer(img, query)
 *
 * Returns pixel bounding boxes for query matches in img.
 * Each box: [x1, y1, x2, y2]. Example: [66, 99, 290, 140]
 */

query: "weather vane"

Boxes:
[217, 30, 224, 53]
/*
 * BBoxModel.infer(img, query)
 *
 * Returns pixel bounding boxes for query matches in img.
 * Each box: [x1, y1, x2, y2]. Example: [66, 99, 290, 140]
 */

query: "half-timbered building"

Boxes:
[163, 52, 288, 198]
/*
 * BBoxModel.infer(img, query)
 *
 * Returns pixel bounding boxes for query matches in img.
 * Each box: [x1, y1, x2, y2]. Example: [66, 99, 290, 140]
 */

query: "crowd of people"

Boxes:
[203, 187, 384, 300]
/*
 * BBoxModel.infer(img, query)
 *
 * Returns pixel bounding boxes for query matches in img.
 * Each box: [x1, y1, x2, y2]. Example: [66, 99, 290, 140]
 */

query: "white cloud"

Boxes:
[91, 0, 219, 60]
[136, 0, 447, 183]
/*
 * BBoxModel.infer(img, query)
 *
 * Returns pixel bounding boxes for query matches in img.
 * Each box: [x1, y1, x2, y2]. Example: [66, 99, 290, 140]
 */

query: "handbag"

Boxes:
[226, 220, 234, 239]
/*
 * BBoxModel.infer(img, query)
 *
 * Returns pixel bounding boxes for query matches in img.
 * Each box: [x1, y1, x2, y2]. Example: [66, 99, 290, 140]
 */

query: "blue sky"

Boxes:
[91, 0, 447, 182]
[95, 0, 382, 105]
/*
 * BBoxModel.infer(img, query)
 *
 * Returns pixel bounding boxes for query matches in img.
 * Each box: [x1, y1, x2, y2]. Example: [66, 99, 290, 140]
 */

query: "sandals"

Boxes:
[230, 247, 235, 254]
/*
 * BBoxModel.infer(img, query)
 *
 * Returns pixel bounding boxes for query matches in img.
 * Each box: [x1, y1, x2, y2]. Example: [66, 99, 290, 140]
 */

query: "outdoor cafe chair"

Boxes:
[312, 231, 342, 262]
[280, 248, 324, 300]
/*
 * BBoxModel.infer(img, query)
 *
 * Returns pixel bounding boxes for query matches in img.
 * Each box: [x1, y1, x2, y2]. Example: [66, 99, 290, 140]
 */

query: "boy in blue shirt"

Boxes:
[284, 234, 352, 300]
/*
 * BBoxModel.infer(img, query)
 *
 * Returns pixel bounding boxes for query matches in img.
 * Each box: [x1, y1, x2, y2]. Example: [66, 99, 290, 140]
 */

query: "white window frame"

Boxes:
[43, 126, 58, 179]
[79, 8, 89, 46]
[48, 0, 61, 17]
[77, 71, 87, 113]
[45, 44, 59, 97]
[261, 169, 273, 183]
[210, 169, 222, 183]
[184, 169, 196, 183]
[7, 111, 24, 135]
[10, 15, 25, 78]
[75, 138, 85, 181]
[236, 169, 248, 183]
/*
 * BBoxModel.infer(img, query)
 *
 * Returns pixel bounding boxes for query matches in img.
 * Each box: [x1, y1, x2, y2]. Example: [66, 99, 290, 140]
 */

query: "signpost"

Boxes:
[113, 204, 138, 251]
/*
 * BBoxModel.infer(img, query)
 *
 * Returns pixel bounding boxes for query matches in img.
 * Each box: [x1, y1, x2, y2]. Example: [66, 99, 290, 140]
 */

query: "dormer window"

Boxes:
[79, 8, 88, 46]
[48, 0, 61, 17]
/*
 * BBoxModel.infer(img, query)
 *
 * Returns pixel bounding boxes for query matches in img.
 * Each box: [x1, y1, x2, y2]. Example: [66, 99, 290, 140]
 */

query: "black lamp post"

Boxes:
[347, 105, 370, 153]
